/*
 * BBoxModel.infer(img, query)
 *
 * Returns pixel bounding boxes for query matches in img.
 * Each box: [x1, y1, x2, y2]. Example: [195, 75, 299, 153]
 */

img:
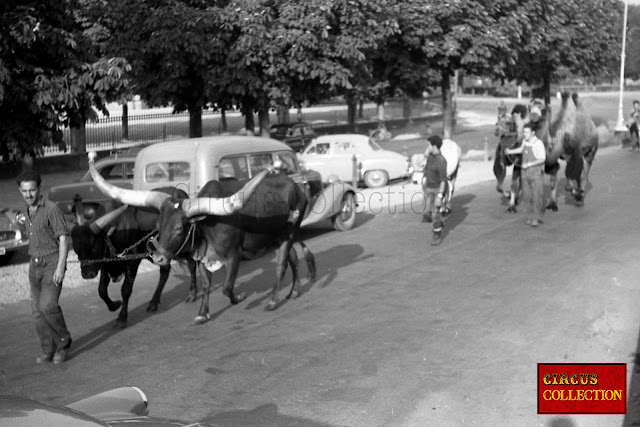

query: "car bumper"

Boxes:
[0, 239, 29, 256]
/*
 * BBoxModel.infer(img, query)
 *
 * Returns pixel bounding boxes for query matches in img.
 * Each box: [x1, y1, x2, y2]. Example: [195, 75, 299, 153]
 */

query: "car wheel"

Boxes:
[363, 170, 388, 188]
[0, 252, 15, 266]
[332, 192, 356, 231]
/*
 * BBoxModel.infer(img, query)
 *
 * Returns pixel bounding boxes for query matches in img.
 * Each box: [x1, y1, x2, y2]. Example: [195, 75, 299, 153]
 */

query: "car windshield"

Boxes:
[368, 139, 382, 151]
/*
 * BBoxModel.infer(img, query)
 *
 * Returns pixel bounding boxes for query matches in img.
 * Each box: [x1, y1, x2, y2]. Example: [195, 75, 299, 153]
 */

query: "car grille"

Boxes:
[0, 231, 17, 242]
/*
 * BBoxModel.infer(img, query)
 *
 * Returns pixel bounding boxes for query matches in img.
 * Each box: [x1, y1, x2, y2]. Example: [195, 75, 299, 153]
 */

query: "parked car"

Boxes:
[0, 386, 217, 426]
[298, 134, 412, 188]
[47, 153, 136, 225]
[0, 208, 28, 263]
[130, 136, 357, 231]
[269, 122, 316, 152]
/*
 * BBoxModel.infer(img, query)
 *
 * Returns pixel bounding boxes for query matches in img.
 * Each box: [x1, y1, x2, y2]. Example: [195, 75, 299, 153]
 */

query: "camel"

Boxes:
[528, 93, 599, 209]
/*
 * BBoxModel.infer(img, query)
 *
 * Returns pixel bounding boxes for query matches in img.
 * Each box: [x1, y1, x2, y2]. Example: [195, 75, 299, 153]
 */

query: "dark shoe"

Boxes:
[36, 353, 53, 364]
[53, 339, 72, 364]
[422, 213, 432, 223]
[431, 232, 442, 246]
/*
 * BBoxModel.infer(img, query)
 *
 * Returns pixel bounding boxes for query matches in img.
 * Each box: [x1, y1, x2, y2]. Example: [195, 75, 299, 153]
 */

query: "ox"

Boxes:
[71, 195, 198, 329]
[528, 93, 598, 209]
[87, 157, 316, 323]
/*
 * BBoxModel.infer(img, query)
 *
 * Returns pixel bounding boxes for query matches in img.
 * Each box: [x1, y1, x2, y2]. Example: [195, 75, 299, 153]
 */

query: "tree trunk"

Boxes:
[441, 71, 453, 139]
[245, 112, 255, 136]
[258, 107, 270, 137]
[543, 71, 552, 108]
[358, 99, 364, 119]
[402, 97, 411, 119]
[377, 103, 385, 122]
[69, 121, 87, 154]
[220, 108, 227, 133]
[122, 104, 129, 140]
[347, 94, 357, 131]
[189, 107, 202, 138]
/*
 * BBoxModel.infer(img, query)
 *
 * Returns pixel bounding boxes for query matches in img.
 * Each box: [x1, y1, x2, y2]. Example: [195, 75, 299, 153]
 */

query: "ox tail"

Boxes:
[297, 241, 316, 283]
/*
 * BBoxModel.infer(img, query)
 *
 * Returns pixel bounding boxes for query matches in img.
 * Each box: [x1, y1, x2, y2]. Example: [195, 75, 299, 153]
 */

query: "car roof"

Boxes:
[312, 134, 370, 143]
[138, 135, 293, 159]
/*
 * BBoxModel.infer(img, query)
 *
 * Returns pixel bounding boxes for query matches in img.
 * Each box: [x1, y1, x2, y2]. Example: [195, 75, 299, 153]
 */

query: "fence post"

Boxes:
[163, 124, 167, 141]
[112, 130, 116, 151]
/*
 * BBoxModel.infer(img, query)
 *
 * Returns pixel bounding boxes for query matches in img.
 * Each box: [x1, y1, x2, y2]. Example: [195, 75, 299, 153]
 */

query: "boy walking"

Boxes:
[421, 135, 448, 245]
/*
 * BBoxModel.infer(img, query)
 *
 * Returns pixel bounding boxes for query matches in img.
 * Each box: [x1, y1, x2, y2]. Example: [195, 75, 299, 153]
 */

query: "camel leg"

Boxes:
[493, 146, 507, 195]
[286, 247, 300, 300]
[297, 241, 316, 283]
[506, 166, 521, 213]
[546, 163, 560, 211]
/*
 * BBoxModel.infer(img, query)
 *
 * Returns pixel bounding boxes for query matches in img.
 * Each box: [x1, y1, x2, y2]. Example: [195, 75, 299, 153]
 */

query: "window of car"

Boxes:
[218, 156, 249, 181]
[99, 163, 124, 180]
[249, 154, 274, 176]
[145, 162, 191, 183]
[334, 141, 356, 153]
[276, 151, 298, 174]
[306, 142, 331, 155]
[290, 126, 303, 137]
[368, 139, 382, 151]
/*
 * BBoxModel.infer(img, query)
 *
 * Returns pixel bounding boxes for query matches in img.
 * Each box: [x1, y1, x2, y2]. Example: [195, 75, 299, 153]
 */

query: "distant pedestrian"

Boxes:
[17, 170, 72, 364]
[421, 135, 448, 245]
[505, 123, 546, 227]
[628, 100, 639, 151]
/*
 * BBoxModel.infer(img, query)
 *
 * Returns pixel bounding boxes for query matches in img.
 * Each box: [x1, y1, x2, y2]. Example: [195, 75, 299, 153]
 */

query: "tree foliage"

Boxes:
[0, 0, 130, 158]
[506, 0, 622, 105]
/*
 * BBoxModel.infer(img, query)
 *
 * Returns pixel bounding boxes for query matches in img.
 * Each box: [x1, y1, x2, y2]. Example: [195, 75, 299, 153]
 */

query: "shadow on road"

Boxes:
[441, 193, 474, 240]
[69, 278, 196, 359]
[202, 403, 343, 427]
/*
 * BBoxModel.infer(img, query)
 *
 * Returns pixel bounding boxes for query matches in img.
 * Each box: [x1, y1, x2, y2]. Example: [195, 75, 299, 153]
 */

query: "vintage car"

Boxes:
[47, 153, 136, 225]
[0, 208, 28, 263]
[298, 133, 412, 188]
[0, 386, 216, 426]
[269, 122, 317, 152]
[119, 136, 357, 231]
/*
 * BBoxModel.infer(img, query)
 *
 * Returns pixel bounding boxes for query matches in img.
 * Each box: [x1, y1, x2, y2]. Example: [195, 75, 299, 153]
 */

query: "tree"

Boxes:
[506, 0, 622, 106]
[625, 5, 640, 80]
[0, 0, 130, 159]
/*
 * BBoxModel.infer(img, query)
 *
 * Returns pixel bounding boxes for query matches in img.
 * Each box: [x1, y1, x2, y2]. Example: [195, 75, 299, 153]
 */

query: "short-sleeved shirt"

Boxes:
[26, 196, 68, 257]
[423, 153, 448, 189]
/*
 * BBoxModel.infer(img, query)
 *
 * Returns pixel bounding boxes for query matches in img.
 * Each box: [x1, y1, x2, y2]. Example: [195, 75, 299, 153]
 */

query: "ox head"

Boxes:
[87, 152, 272, 266]
[70, 204, 128, 279]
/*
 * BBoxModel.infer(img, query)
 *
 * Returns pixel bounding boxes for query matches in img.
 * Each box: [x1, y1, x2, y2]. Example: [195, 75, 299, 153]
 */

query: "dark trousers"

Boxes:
[423, 187, 443, 233]
[29, 252, 71, 355]
[630, 123, 639, 149]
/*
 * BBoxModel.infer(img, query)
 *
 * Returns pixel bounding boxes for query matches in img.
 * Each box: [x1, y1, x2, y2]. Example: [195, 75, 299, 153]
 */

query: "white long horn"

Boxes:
[181, 168, 272, 218]
[88, 152, 169, 210]
[89, 204, 129, 234]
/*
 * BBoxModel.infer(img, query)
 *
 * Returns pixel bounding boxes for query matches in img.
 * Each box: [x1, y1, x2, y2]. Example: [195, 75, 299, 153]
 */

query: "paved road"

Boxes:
[1, 145, 638, 426]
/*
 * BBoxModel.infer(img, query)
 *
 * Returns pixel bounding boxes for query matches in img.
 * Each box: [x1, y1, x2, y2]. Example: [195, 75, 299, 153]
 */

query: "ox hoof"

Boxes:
[496, 185, 504, 194]
[506, 206, 517, 213]
[184, 292, 198, 303]
[546, 202, 558, 212]
[266, 299, 279, 311]
[146, 301, 159, 312]
[114, 319, 127, 329]
[441, 208, 452, 216]
[288, 290, 301, 300]
[226, 291, 246, 305]
[575, 198, 584, 207]
[108, 301, 123, 312]
[194, 314, 211, 325]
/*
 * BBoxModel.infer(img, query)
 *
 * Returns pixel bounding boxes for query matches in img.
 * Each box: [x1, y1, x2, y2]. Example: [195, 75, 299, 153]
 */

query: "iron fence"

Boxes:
[38, 97, 439, 157]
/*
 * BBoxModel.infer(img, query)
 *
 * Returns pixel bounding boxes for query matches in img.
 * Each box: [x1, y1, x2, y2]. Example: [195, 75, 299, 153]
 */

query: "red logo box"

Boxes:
[537, 363, 626, 414]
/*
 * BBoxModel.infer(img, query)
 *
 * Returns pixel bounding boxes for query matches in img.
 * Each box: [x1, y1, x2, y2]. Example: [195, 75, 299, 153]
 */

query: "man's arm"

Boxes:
[522, 139, 546, 169]
[53, 235, 69, 285]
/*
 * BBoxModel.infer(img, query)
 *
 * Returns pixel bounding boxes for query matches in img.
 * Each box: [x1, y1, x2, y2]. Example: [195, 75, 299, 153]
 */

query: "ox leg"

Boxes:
[147, 264, 170, 312]
[195, 264, 212, 325]
[185, 258, 198, 303]
[546, 164, 559, 211]
[98, 269, 121, 312]
[115, 260, 141, 329]
[442, 177, 455, 216]
[506, 166, 521, 213]
[493, 145, 507, 195]
[297, 241, 316, 283]
[267, 240, 293, 311]
[221, 252, 245, 305]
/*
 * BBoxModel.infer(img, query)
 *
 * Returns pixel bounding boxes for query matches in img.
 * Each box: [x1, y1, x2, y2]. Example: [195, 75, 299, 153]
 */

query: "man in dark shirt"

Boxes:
[17, 170, 72, 364]
[421, 135, 448, 246]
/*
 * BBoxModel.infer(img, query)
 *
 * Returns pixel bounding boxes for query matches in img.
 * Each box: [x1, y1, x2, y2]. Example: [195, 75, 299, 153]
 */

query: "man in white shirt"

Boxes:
[505, 123, 546, 227]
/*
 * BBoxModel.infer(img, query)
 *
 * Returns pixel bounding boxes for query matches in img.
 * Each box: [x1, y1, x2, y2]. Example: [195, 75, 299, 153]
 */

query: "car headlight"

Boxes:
[15, 212, 26, 225]
[14, 230, 22, 241]
[83, 206, 97, 221]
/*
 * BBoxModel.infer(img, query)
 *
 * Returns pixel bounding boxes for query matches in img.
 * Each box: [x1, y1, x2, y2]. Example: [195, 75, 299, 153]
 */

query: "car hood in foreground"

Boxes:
[47, 180, 132, 203]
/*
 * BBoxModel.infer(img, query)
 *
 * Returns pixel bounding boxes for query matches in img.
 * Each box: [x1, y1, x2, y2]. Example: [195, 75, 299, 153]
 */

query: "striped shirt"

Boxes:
[26, 196, 68, 257]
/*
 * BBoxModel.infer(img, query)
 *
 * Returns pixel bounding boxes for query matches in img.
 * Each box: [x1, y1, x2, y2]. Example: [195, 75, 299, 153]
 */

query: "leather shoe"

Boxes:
[53, 340, 72, 364]
[36, 353, 53, 364]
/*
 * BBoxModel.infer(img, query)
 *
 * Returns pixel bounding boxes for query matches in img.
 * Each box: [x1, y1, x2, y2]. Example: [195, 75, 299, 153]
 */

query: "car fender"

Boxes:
[301, 182, 356, 227]
[65, 386, 149, 421]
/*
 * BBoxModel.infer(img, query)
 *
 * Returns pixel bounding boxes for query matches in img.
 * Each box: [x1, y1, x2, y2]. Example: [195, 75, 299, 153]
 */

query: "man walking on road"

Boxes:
[505, 123, 546, 227]
[17, 170, 72, 364]
[421, 135, 448, 245]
